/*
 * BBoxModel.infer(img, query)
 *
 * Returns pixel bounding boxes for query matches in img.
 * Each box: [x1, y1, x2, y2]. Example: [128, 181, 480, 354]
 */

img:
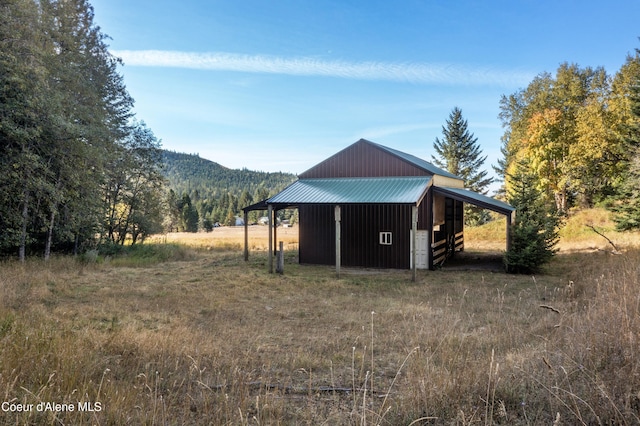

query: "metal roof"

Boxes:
[433, 186, 515, 216]
[268, 176, 432, 205]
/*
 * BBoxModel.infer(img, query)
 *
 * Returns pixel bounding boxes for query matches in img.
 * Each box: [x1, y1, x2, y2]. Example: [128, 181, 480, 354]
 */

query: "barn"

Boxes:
[243, 139, 515, 280]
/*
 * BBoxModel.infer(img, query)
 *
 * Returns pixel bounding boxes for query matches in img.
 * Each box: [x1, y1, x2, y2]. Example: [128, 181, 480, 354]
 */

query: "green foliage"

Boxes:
[613, 147, 640, 231]
[92, 242, 192, 266]
[613, 154, 640, 232]
[108, 243, 193, 266]
[499, 60, 638, 212]
[504, 161, 561, 274]
[177, 194, 199, 232]
[103, 121, 166, 245]
[613, 48, 640, 231]
[0, 0, 161, 259]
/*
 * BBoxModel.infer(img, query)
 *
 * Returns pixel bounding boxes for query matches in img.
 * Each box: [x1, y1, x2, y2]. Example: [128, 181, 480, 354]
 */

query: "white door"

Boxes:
[410, 230, 429, 269]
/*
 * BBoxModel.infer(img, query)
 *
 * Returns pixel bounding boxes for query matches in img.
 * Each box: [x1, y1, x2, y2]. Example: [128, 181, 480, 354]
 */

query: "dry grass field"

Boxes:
[1, 209, 639, 425]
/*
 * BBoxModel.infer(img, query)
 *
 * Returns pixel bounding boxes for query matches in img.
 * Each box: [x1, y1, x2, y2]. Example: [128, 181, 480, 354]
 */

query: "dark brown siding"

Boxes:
[342, 204, 412, 269]
[298, 205, 335, 265]
[298, 203, 414, 269]
[299, 139, 429, 179]
[418, 196, 430, 229]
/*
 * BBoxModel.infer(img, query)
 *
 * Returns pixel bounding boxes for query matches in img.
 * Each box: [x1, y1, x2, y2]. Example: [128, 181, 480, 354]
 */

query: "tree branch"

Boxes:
[585, 225, 620, 253]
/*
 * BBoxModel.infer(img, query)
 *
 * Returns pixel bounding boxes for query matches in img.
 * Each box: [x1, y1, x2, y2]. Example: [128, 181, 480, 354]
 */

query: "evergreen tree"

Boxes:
[432, 107, 494, 225]
[504, 160, 561, 274]
[0, 0, 50, 259]
[613, 48, 640, 231]
[224, 207, 236, 227]
[164, 189, 181, 232]
[614, 152, 640, 231]
[238, 190, 253, 211]
[178, 194, 199, 232]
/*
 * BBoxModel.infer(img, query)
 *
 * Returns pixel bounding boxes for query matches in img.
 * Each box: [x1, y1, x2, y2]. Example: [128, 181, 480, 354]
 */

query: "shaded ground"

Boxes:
[439, 249, 505, 272]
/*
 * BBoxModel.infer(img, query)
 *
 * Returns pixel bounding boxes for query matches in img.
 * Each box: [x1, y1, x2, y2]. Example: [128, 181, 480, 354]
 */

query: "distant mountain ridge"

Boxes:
[161, 150, 297, 203]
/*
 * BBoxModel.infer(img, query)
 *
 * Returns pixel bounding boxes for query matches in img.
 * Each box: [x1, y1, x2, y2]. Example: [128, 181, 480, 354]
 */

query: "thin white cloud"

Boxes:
[113, 50, 533, 87]
[359, 123, 436, 140]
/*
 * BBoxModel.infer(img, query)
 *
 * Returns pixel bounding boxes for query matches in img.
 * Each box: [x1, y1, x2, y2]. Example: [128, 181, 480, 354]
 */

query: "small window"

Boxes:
[379, 232, 392, 245]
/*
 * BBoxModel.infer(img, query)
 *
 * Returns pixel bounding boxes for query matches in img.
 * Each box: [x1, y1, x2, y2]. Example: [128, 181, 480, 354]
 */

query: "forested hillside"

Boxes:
[161, 151, 296, 230]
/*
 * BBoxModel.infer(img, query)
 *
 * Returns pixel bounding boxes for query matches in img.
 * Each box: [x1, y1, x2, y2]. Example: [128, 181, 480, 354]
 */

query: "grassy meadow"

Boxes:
[1, 209, 639, 425]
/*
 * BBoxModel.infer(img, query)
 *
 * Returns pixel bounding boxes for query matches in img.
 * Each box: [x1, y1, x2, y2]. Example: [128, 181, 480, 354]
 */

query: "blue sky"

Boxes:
[91, 0, 640, 188]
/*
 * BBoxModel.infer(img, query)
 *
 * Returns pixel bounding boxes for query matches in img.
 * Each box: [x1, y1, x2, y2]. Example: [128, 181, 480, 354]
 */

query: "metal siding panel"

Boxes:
[418, 197, 430, 229]
[299, 205, 334, 265]
[340, 204, 411, 269]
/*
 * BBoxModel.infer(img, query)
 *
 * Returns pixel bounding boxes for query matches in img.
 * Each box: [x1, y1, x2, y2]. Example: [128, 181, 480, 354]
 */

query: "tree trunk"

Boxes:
[19, 190, 29, 262]
[44, 210, 55, 261]
[73, 233, 79, 256]
[554, 189, 567, 212]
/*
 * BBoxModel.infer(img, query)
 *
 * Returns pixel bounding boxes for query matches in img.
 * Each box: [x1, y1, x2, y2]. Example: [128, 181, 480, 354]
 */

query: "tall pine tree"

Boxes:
[613, 48, 640, 231]
[432, 107, 494, 225]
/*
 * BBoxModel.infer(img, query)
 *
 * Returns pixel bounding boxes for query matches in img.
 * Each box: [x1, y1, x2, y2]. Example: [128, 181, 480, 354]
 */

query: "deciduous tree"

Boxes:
[103, 121, 165, 244]
[1, 0, 141, 258]
[499, 63, 623, 212]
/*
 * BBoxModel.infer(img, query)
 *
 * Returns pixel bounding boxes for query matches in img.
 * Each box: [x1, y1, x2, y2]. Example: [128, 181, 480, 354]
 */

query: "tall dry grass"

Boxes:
[147, 225, 299, 252]
[0, 217, 639, 424]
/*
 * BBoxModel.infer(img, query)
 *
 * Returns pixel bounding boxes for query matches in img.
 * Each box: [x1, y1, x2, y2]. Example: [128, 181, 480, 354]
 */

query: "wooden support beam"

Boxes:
[335, 205, 341, 279]
[243, 210, 249, 261]
[273, 208, 278, 257]
[276, 241, 284, 274]
[506, 210, 514, 254]
[427, 188, 434, 271]
[411, 205, 418, 282]
[504, 211, 514, 272]
[268, 204, 273, 273]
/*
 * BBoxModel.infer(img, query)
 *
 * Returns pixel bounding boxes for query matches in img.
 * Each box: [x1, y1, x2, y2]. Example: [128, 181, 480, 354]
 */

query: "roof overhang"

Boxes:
[433, 186, 515, 216]
[267, 176, 432, 207]
[242, 199, 269, 213]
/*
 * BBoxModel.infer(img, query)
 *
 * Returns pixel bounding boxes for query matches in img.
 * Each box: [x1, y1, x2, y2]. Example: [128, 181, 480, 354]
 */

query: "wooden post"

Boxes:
[504, 211, 514, 272]
[506, 210, 515, 253]
[268, 204, 273, 273]
[411, 205, 418, 282]
[427, 188, 433, 271]
[273, 208, 278, 258]
[335, 205, 341, 279]
[276, 241, 284, 274]
[243, 210, 249, 261]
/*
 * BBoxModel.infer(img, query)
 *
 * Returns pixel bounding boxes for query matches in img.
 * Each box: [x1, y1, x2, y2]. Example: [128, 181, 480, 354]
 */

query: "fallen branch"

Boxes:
[539, 304, 560, 314]
[586, 225, 620, 254]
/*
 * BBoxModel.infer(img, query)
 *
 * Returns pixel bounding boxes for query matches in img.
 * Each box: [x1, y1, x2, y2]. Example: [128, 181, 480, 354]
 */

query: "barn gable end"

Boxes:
[299, 138, 457, 180]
